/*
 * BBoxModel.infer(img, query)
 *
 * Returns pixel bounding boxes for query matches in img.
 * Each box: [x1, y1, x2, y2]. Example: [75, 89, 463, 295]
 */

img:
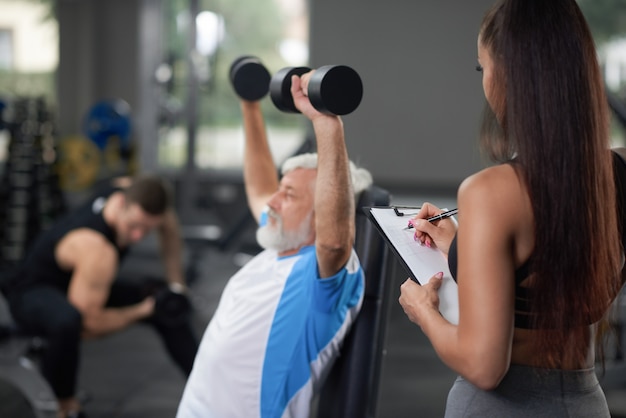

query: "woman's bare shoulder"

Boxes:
[461, 164, 520, 194]
[458, 164, 528, 226]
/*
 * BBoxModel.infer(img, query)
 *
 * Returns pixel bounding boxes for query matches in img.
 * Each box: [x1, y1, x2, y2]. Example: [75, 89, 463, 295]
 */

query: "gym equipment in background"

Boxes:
[0, 98, 66, 271]
[56, 99, 137, 192]
[55, 135, 101, 192]
[82, 99, 132, 153]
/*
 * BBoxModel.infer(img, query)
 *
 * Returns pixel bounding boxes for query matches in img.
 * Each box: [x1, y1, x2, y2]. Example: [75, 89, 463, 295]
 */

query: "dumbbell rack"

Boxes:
[0, 98, 66, 274]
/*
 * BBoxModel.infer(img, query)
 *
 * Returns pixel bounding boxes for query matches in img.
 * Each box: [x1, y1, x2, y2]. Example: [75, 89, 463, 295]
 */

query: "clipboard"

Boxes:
[365, 206, 459, 324]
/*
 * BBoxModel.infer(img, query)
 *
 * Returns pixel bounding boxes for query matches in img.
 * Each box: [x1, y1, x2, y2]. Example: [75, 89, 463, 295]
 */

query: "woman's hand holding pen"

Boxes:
[409, 202, 457, 254]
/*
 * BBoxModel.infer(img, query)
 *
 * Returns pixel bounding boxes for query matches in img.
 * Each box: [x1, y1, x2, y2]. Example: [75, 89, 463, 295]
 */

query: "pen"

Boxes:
[406, 208, 458, 229]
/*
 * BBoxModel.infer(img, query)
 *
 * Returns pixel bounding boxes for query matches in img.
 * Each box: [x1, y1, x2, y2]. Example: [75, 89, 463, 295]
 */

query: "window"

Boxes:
[157, 0, 310, 172]
[0, 2, 58, 166]
[578, 0, 626, 146]
[0, 29, 13, 70]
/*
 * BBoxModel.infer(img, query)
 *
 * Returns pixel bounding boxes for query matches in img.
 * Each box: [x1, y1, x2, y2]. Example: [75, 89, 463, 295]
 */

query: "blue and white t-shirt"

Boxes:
[176, 245, 364, 418]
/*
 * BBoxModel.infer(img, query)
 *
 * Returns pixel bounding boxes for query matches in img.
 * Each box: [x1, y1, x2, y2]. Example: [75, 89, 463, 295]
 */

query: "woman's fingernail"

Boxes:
[425, 240, 431, 248]
[435, 272, 444, 279]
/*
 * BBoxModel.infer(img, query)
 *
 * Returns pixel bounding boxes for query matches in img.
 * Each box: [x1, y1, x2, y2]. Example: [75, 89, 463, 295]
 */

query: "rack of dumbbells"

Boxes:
[0, 97, 63, 418]
[0, 98, 66, 275]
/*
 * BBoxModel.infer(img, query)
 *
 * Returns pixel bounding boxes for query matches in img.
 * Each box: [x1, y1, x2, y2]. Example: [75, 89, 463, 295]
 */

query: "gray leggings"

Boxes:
[445, 364, 609, 418]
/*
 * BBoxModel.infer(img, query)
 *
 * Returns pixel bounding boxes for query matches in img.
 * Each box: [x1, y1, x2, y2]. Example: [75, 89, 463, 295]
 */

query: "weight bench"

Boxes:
[316, 184, 392, 418]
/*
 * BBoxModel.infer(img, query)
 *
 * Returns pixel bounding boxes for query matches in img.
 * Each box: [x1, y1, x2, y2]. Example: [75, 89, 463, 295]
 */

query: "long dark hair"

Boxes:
[480, 0, 622, 367]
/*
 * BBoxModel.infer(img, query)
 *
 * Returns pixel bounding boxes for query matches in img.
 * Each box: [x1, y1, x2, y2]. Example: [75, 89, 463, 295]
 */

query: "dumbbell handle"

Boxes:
[270, 65, 363, 115]
[270, 67, 312, 113]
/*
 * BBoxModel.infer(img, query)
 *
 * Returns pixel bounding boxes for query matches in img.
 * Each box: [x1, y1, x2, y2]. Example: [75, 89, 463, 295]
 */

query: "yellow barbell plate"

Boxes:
[56, 136, 101, 192]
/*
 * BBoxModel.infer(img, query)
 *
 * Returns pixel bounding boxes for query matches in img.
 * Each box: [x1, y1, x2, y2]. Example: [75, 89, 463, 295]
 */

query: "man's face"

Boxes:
[256, 168, 316, 253]
[116, 202, 164, 247]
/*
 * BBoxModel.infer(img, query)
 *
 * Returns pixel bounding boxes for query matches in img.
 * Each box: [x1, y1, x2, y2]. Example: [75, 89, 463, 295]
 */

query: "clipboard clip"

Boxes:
[392, 205, 421, 217]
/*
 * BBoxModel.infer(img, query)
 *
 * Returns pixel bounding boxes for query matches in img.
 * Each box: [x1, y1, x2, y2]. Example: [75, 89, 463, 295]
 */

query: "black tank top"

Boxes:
[7, 186, 128, 294]
[447, 150, 626, 329]
[447, 236, 535, 328]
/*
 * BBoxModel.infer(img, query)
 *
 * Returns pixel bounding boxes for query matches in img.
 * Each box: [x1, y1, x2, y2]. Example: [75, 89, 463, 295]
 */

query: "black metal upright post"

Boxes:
[177, 0, 200, 222]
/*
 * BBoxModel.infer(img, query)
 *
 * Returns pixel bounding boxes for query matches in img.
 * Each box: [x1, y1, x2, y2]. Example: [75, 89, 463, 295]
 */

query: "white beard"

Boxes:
[256, 210, 313, 252]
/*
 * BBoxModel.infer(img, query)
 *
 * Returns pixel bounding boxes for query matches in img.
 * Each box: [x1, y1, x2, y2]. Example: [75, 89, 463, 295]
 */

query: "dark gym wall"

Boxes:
[56, 0, 162, 173]
[308, 0, 495, 192]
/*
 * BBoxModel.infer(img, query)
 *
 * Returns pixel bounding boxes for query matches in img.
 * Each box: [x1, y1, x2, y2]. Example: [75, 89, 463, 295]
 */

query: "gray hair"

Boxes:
[280, 152, 373, 197]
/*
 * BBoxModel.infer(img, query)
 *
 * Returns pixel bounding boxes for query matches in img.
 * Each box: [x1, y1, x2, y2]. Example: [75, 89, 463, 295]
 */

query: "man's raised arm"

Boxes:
[240, 100, 280, 223]
[290, 75, 355, 278]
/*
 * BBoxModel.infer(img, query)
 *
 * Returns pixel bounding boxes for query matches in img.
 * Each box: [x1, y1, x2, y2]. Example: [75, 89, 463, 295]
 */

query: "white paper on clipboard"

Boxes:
[367, 206, 459, 324]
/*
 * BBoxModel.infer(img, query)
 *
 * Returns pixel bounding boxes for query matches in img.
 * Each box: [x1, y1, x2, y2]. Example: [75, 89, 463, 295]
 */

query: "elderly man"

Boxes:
[176, 72, 373, 417]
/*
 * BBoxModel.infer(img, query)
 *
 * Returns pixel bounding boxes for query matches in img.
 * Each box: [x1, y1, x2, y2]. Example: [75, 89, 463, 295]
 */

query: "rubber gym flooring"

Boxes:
[3, 193, 626, 417]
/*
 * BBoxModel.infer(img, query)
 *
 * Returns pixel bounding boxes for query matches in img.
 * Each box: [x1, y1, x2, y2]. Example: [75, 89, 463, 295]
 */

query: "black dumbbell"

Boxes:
[270, 65, 363, 115]
[269, 66, 312, 113]
[153, 287, 193, 328]
[229, 56, 271, 101]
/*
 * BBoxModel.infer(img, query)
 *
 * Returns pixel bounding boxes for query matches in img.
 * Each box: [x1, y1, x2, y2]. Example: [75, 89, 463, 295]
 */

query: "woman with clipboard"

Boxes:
[398, 1, 623, 417]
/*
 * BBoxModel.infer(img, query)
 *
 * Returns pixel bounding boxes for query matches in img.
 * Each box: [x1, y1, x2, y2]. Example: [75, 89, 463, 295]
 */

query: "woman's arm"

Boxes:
[400, 164, 523, 389]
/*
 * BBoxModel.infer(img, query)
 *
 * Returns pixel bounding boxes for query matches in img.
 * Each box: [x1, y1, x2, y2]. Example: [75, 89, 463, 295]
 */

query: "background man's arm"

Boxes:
[156, 209, 186, 291]
[115, 176, 186, 290]
[65, 232, 154, 338]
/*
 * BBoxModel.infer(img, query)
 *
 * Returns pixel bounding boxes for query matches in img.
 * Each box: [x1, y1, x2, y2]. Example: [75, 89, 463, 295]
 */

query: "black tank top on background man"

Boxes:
[7, 186, 129, 294]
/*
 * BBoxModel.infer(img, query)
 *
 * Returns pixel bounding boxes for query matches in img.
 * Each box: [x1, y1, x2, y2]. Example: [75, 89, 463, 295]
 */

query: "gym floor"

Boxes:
[4, 192, 626, 417]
